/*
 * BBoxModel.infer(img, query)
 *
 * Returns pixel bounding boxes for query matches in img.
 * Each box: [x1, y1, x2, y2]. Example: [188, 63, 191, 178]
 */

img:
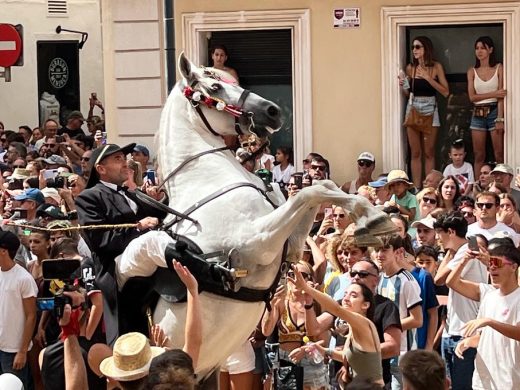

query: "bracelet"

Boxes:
[325, 348, 333, 357]
[495, 118, 504, 123]
[304, 303, 314, 310]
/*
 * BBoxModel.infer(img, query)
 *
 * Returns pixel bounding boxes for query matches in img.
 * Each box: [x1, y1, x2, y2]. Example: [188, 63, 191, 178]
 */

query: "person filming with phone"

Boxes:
[59, 111, 87, 139]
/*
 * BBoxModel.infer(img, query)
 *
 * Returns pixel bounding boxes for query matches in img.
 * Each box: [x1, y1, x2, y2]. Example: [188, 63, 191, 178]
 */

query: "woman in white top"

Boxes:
[272, 146, 295, 190]
[467, 36, 506, 178]
[247, 136, 274, 171]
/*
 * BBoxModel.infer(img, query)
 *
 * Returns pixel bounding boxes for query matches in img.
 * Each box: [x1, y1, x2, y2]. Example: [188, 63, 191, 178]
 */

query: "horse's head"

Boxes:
[178, 53, 282, 139]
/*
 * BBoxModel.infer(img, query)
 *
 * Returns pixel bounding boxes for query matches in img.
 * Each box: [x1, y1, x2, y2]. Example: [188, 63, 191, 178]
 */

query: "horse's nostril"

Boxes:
[267, 105, 280, 118]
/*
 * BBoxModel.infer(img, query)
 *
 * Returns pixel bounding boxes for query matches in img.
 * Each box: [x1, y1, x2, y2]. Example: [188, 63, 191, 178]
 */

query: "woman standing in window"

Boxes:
[400, 36, 449, 188]
[467, 36, 506, 177]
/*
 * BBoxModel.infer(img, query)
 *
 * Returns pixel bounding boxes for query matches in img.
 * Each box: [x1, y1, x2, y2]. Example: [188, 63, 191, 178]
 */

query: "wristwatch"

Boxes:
[495, 118, 505, 123]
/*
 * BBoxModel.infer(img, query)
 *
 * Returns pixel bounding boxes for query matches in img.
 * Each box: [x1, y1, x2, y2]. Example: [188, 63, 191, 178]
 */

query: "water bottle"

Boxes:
[399, 69, 410, 90]
[303, 336, 323, 364]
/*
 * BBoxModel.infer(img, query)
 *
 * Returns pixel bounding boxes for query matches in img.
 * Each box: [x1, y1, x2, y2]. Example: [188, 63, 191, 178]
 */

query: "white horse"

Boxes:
[118, 53, 395, 386]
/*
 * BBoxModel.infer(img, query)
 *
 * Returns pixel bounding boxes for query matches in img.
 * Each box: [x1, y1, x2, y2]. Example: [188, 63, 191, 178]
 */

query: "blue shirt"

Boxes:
[410, 267, 439, 349]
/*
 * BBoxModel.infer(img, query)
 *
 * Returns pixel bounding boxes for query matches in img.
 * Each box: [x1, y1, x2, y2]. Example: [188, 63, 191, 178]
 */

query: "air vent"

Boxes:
[47, 0, 68, 17]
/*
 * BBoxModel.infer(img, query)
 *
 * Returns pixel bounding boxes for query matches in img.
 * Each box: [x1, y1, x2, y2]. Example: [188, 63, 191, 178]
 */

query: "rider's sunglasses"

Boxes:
[349, 270, 377, 279]
[311, 164, 326, 171]
[476, 202, 495, 210]
[412, 44, 423, 50]
[358, 160, 373, 168]
[488, 256, 514, 269]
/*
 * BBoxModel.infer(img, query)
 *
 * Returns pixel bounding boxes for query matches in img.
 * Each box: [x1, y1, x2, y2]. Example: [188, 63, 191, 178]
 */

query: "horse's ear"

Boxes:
[178, 52, 194, 82]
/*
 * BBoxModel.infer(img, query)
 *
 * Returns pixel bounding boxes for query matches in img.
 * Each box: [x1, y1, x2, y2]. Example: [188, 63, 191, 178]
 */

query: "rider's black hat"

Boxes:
[86, 143, 136, 188]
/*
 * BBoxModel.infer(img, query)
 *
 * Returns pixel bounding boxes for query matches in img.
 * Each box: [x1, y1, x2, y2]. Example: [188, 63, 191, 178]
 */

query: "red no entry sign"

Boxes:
[0, 24, 22, 67]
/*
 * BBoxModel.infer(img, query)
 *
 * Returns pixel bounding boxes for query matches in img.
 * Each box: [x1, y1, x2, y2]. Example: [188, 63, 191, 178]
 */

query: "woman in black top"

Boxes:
[400, 36, 449, 188]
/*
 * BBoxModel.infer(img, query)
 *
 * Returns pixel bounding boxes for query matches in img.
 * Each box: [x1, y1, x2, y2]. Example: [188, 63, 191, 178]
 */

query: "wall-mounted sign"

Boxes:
[48, 57, 69, 88]
[333, 8, 361, 29]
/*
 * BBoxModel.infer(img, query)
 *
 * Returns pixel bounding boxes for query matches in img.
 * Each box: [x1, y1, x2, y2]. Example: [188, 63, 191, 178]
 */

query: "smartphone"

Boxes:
[101, 131, 107, 145]
[55, 135, 64, 143]
[37, 298, 55, 311]
[11, 208, 28, 219]
[42, 258, 82, 281]
[468, 236, 479, 252]
[294, 174, 303, 189]
[146, 169, 156, 186]
[324, 207, 333, 219]
[43, 169, 59, 180]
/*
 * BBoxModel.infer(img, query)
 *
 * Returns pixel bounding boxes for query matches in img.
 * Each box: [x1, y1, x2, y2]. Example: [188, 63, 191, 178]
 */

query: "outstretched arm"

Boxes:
[175, 261, 202, 368]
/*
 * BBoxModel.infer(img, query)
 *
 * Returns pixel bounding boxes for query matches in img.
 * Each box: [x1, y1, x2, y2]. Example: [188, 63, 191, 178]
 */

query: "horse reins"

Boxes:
[183, 80, 254, 138]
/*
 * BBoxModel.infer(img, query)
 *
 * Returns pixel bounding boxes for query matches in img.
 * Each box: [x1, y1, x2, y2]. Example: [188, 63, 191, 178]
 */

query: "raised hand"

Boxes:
[173, 260, 198, 293]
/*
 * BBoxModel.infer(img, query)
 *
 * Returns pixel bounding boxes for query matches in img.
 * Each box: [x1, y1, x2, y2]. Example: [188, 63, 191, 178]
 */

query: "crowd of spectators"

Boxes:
[0, 98, 519, 390]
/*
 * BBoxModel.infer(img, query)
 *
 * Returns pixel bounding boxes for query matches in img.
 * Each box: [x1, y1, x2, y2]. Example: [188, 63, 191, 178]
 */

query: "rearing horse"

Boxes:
[117, 53, 395, 386]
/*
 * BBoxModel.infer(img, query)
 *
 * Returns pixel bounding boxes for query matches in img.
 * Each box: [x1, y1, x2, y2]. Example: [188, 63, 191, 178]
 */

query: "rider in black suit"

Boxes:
[75, 143, 167, 346]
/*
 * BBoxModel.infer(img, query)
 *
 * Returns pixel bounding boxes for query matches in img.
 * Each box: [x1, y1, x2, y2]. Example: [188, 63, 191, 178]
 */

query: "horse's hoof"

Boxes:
[365, 215, 398, 236]
[353, 227, 384, 247]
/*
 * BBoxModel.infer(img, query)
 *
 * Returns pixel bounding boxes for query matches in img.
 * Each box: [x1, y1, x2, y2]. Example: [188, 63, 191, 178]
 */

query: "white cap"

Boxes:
[357, 152, 375, 162]
[411, 215, 435, 230]
[0, 373, 24, 389]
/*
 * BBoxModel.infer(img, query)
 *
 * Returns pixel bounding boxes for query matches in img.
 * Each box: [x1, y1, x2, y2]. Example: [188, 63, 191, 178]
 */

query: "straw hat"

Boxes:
[99, 332, 165, 381]
[385, 169, 413, 187]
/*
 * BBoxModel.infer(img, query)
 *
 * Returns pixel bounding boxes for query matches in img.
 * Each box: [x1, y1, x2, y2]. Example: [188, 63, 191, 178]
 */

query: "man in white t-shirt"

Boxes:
[467, 191, 520, 246]
[434, 210, 487, 390]
[454, 238, 520, 390]
[0, 230, 38, 388]
[376, 234, 422, 390]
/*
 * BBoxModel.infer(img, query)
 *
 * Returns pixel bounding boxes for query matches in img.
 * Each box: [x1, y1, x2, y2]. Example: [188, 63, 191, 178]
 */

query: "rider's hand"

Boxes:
[137, 217, 159, 231]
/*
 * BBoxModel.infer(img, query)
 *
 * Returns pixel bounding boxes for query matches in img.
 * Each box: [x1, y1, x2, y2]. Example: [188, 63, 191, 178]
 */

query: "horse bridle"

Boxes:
[183, 78, 254, 137]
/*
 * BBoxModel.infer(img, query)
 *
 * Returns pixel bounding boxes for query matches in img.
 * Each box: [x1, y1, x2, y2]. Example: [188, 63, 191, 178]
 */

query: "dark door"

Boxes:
[208, 29, 293, 154]
[406, 24, 503, 170]
[37, 40, 80, 126]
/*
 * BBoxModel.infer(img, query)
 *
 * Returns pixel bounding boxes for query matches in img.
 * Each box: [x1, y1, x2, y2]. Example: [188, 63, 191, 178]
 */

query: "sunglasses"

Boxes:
[311, 164, 326, 171]
[422, 197, 437, 205]
[333, 213, 345, 218]
[488, 256, 514, 269]
[358, 160, 373, 168]
[287, 270, 312, 281]
[461, 211, 474, 217]
[240, 143, 250, 148]
[44, 143, 57, 147]
[81, 157, 91, 162]
[349, 270, 377, 279]
[412, 44, 423, 50]
[476, 202, 495, 210]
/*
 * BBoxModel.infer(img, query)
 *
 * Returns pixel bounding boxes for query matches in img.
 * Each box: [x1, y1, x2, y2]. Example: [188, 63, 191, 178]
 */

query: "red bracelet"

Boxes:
[60, 308, 81, 341]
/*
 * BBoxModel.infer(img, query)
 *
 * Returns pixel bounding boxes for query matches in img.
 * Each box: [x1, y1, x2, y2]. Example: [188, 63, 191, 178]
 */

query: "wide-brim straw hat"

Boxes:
[385, 169, 413, 187]
[99, 332, 165, 381]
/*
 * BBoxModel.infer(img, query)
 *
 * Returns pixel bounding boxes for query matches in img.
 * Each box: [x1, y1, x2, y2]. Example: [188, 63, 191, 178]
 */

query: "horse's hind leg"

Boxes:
[197, 369, 219, 390]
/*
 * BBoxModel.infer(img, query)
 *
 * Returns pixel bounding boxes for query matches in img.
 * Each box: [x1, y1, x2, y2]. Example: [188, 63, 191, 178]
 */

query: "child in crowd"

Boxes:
[385, 170, 418, 221]
[443, 139, 474, 195]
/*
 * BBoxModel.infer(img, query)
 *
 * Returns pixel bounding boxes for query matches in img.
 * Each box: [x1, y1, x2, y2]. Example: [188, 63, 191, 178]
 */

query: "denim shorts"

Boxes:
[406, 96, 440, 127]
[279, 348, 330, 388]
[470, 104, 498, 131]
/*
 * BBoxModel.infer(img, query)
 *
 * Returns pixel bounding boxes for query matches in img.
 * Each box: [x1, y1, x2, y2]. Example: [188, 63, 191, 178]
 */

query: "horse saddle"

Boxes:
[152, 233, 246, 303]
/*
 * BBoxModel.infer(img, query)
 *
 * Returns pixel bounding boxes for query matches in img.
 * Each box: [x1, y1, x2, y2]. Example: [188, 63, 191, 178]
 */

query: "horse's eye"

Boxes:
[211, 84, 222, 92]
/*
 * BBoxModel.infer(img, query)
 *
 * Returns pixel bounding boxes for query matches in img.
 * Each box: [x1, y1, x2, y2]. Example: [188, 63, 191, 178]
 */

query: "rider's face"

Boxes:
[96, 152, 129, 186]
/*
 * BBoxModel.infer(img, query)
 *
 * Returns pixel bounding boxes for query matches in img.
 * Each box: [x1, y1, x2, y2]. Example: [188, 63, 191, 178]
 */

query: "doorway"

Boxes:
[208, 29, 293, 154]
[405, 24, 503, 172]
[37, 40, 81, 126]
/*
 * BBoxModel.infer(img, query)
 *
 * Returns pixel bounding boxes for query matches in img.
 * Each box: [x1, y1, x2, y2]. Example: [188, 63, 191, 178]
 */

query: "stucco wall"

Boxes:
[0, 0, 103, 131]
[174, 0, 513, 184]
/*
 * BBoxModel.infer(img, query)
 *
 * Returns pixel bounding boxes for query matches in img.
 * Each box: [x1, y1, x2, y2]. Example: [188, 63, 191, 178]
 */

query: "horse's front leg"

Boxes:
[249, 181, 395, 265]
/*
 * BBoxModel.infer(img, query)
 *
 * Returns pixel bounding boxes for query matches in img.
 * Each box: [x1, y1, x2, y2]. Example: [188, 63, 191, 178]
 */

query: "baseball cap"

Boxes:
[369, 175, 388, 188]
[411, 215, 435, 230]
[36, 203, 69, 220]
[490, 163, 514, 176]
[41, 187, 62, 204]
[87, 143, 136, 188]
[14, 188, 45, 204]
[67, 111, 85, 121]
[43, 154, 67, 165]
[0, 231, 21, 255]
[357, 152, 375, 162]
[133, 145, 150, 157]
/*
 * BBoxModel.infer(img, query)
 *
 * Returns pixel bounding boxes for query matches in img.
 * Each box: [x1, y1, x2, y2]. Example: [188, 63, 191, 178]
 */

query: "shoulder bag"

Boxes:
[403, 66, 435, 134]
